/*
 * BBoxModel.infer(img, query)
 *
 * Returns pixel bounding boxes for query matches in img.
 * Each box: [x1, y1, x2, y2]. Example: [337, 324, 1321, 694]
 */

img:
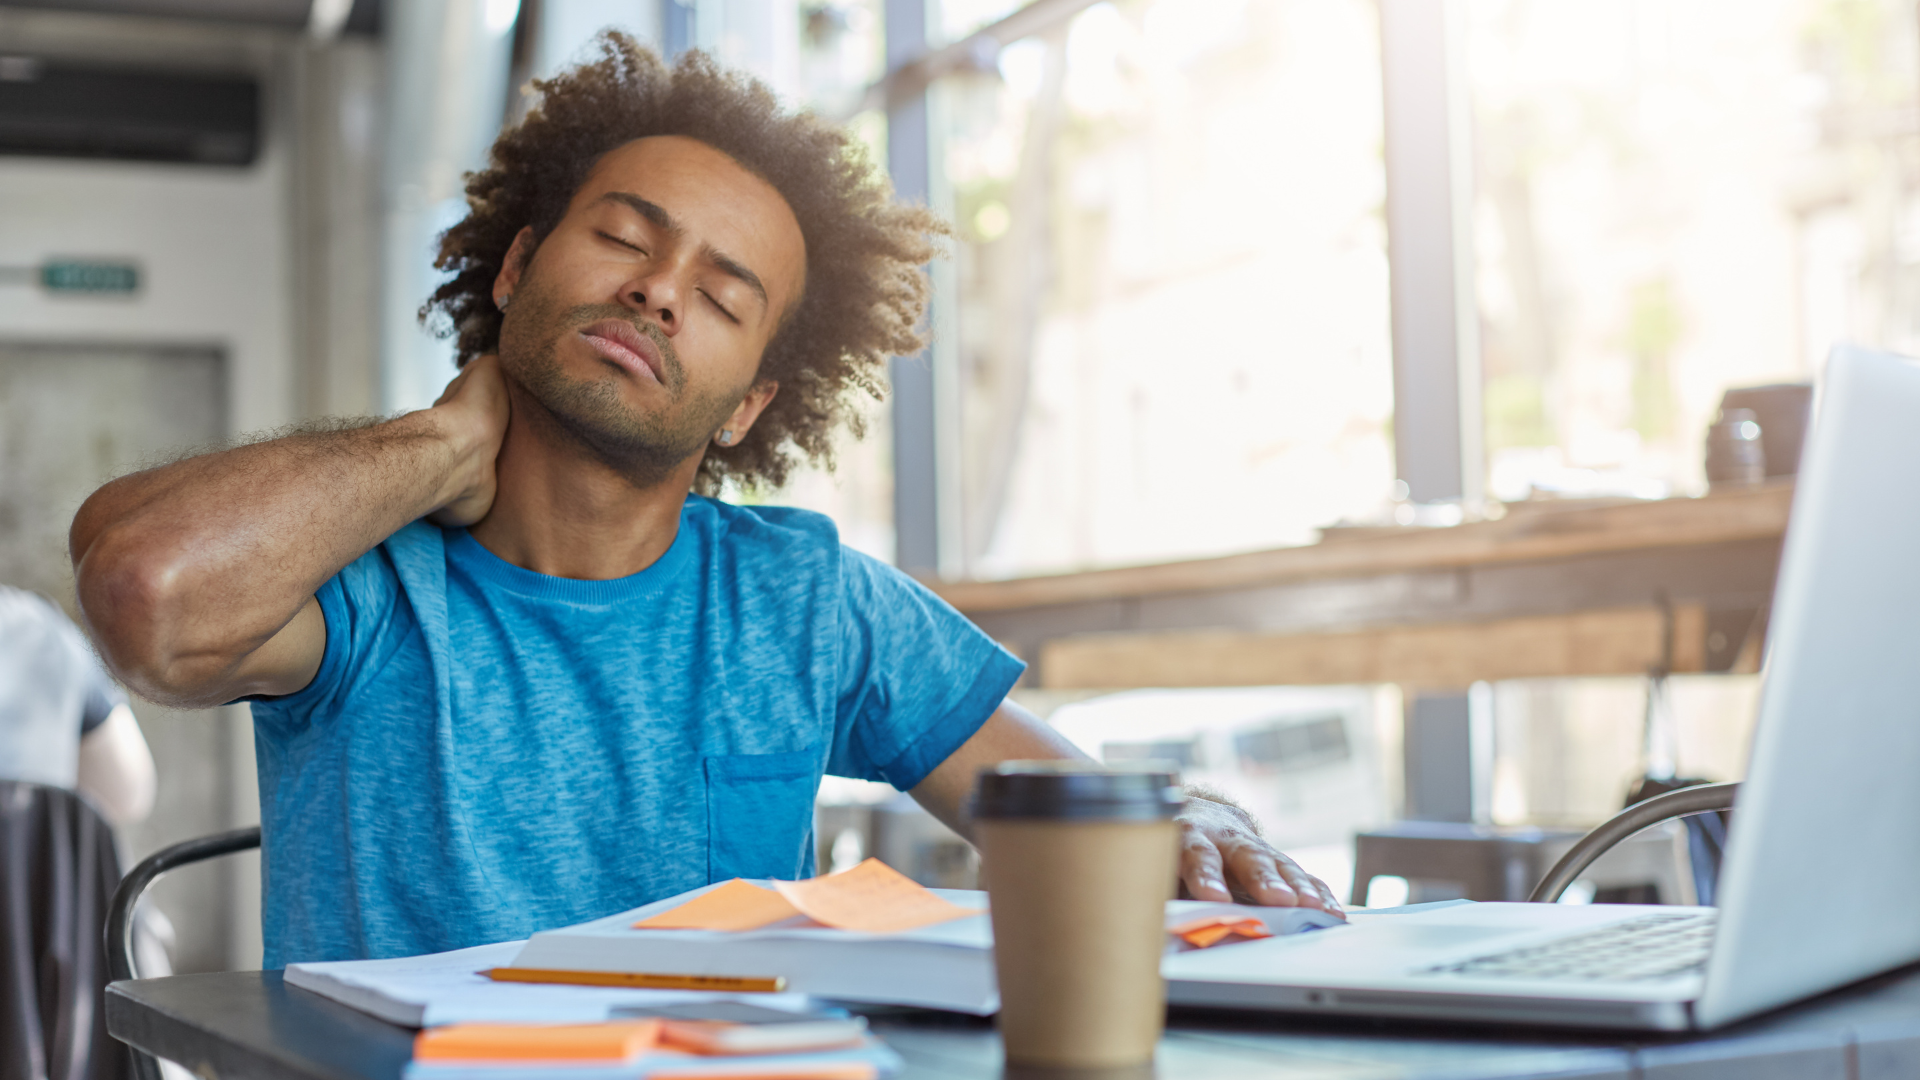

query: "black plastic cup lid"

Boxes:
[971, 760, 1185, 821]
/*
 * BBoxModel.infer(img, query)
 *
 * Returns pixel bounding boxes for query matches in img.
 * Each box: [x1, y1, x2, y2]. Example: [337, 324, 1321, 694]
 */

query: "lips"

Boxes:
[578, 318, 665, 386]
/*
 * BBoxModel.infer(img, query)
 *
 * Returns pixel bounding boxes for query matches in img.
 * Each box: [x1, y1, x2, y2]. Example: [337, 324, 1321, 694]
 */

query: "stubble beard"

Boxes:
[497, 284, 746, 489]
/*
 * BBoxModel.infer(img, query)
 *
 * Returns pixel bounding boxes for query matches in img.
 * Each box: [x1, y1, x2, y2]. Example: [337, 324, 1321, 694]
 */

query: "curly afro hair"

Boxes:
[423, 32, 946, 494]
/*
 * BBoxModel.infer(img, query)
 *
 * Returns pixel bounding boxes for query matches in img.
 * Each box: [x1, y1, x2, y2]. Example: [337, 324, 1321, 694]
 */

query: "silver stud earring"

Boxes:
[496, 294, 511, 312]
[717, 430, 734, 446]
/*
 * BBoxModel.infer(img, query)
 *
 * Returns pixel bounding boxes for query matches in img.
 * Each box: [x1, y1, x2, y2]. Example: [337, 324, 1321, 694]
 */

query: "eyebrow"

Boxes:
[598, 191, 770, 314]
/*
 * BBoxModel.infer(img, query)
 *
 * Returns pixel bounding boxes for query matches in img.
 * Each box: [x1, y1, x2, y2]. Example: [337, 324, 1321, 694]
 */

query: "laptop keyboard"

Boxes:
[1418, 911, 1717, 983]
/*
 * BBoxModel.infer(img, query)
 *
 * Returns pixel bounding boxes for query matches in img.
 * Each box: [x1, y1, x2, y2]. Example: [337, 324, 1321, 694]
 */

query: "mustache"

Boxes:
[561, 304, 682, 387]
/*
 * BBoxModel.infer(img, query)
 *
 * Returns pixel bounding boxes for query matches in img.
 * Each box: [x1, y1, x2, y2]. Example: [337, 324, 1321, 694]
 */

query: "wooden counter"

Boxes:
[933, 484, 1793, 690]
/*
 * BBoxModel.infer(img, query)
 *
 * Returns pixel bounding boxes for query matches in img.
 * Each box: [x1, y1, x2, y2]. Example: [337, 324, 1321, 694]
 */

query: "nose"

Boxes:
[618, 265, 686, 336]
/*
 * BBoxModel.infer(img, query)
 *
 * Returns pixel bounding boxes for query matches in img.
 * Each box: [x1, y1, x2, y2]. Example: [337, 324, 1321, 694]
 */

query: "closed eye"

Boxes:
[596, 230, 648, 255]
[702, 290, 740, 324]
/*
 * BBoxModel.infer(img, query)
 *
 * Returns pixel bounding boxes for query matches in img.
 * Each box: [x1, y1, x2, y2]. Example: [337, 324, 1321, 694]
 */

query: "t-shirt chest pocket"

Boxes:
[703, 749, 819, 882]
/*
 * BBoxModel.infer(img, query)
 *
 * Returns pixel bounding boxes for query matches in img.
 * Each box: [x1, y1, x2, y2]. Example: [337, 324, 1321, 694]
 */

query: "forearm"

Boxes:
[910, 699, 1090, 841]
[911, 700, 1339, 911]
[70, 409, 481, 701]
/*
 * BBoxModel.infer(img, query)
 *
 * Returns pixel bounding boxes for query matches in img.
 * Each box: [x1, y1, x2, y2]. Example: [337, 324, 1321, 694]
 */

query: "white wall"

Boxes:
[0, 7, 311, 973]
[0, 9, 300, 438]
[0, 155, 297, 436]
[0, 144, 289, 969]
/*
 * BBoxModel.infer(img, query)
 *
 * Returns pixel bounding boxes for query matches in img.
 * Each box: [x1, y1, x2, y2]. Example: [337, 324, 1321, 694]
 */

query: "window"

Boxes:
[935, 0, 1394, 579]
[1466, 0, 1919, 499]
[766, 0, 897, 561]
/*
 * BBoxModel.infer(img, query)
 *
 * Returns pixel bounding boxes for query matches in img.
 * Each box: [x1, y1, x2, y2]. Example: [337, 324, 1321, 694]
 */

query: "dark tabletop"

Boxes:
[108, 963, 1920, 1080]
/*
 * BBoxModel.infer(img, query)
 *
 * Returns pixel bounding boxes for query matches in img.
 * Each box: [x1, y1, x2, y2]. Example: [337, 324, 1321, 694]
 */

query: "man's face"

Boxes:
[492, 135, 807, 480]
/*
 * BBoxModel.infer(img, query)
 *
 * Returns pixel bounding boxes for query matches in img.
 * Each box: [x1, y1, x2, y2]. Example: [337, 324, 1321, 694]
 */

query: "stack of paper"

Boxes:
[511, 860, 997, 1014]
[286, 859, 1346, 1025]
[509, 861, 1342, 1015]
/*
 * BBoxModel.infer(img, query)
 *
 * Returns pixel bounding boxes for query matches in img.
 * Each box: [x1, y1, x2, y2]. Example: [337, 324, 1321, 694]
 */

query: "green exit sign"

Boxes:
[40, 260, 140, 294]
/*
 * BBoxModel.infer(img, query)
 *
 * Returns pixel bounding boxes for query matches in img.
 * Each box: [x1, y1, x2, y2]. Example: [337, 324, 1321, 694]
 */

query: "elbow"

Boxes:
[73, 525, 171, 686]
[72, 525, 214, 706]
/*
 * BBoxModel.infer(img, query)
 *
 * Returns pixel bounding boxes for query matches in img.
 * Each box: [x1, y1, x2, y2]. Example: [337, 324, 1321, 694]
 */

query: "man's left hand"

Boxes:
[1176, 797, 1345, 917]
[908, 701, 1347, 918]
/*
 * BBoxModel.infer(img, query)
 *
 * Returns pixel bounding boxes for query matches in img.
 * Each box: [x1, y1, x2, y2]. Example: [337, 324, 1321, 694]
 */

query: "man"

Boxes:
[71, 38, 1339, 968]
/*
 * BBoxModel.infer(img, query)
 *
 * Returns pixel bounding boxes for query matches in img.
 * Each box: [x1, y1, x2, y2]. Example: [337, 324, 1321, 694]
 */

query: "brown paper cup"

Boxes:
[978, 816, 1180, 1068]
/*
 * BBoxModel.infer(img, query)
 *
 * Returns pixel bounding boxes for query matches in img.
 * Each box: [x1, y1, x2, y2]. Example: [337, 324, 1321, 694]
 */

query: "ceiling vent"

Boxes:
[0, 56, 259, 165]
[0, 0, 380, 34]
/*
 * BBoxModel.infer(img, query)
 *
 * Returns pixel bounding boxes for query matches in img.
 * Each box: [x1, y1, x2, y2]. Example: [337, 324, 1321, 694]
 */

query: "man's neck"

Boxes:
[466, 396, 702, 581]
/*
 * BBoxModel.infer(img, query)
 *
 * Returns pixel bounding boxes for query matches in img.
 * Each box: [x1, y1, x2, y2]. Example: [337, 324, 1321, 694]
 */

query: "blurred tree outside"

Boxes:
[1470, 0, 1920, 501]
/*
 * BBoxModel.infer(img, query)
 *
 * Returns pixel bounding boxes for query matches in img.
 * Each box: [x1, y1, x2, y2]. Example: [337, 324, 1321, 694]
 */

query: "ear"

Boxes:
[712, 381, 780, 446]
[492, 227, 538, 307]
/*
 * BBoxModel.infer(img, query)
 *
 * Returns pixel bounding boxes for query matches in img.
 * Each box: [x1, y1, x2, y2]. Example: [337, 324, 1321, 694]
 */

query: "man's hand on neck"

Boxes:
[465, 367, 707, 582]
[424, 354, 512, 529]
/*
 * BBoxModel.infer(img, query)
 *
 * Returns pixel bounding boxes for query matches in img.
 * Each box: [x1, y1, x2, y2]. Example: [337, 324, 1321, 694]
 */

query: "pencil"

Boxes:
[483, 967, 787, 992]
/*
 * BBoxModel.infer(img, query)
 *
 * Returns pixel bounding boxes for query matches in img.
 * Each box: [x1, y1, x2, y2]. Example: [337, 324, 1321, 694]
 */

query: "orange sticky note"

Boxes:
[413, 1020, 660, 1062]
[1168, 915, 1274, 949]
[1180, 924, 1239, 948]
[771, 858, 980, 934]
[633, 879, 802, 931]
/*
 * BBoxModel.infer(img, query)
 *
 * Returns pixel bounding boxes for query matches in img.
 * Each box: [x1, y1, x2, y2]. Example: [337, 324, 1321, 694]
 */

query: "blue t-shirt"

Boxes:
[248, 496, 1023, 969]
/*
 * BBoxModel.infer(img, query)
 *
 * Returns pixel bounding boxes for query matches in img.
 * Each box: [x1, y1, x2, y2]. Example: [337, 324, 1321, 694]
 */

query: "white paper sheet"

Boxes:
[284, 941, 816, 1027]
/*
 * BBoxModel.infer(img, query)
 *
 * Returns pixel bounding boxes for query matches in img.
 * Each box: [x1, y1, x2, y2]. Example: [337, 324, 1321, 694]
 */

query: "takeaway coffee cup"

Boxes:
[973, 761, 1185, 1071]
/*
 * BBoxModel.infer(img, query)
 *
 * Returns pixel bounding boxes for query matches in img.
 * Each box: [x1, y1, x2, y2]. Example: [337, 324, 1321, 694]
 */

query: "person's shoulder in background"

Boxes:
[0, 583, 155, 824]
[0, 584, 102, 785]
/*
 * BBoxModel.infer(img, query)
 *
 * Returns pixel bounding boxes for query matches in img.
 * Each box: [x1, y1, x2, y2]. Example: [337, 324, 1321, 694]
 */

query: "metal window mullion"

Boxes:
[1380, 0, 1483, 505]
[884, 0, 944, 576]
[925, 79, 967, 580]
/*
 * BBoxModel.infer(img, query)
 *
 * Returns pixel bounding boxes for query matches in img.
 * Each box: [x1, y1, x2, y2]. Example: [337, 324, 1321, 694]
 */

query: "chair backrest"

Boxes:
[0, 780, 127, 1080]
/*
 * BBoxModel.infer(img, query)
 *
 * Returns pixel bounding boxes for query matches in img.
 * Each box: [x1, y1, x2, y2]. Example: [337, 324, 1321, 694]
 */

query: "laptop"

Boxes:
[1163, 343, 1920, 1031]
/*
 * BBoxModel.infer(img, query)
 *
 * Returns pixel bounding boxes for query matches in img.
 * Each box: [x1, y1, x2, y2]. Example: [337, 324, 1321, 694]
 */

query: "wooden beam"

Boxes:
[1037, 605, 1707, 690]
[935, 485, 1792, 615]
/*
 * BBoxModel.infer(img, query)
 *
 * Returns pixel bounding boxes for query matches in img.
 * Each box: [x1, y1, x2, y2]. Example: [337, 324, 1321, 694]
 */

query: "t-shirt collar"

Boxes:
[443, 510, 695, 603]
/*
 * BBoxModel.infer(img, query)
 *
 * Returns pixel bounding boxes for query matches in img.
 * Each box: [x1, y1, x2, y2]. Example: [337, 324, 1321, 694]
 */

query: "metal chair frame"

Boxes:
[105, 826, 261, 1080]
[1528, 782, 1739, 903]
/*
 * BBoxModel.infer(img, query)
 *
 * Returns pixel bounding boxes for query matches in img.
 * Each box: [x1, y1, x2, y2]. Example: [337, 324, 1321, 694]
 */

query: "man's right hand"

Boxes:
[70, 356, 517, 708]
[426, 354, 511, 528]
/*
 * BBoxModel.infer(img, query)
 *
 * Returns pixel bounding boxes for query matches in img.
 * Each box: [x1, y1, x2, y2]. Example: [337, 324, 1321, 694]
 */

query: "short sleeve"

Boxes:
[827, 548, 1025, 789]
[245, 546, 406, 737]
[77, 653, 127, 734]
